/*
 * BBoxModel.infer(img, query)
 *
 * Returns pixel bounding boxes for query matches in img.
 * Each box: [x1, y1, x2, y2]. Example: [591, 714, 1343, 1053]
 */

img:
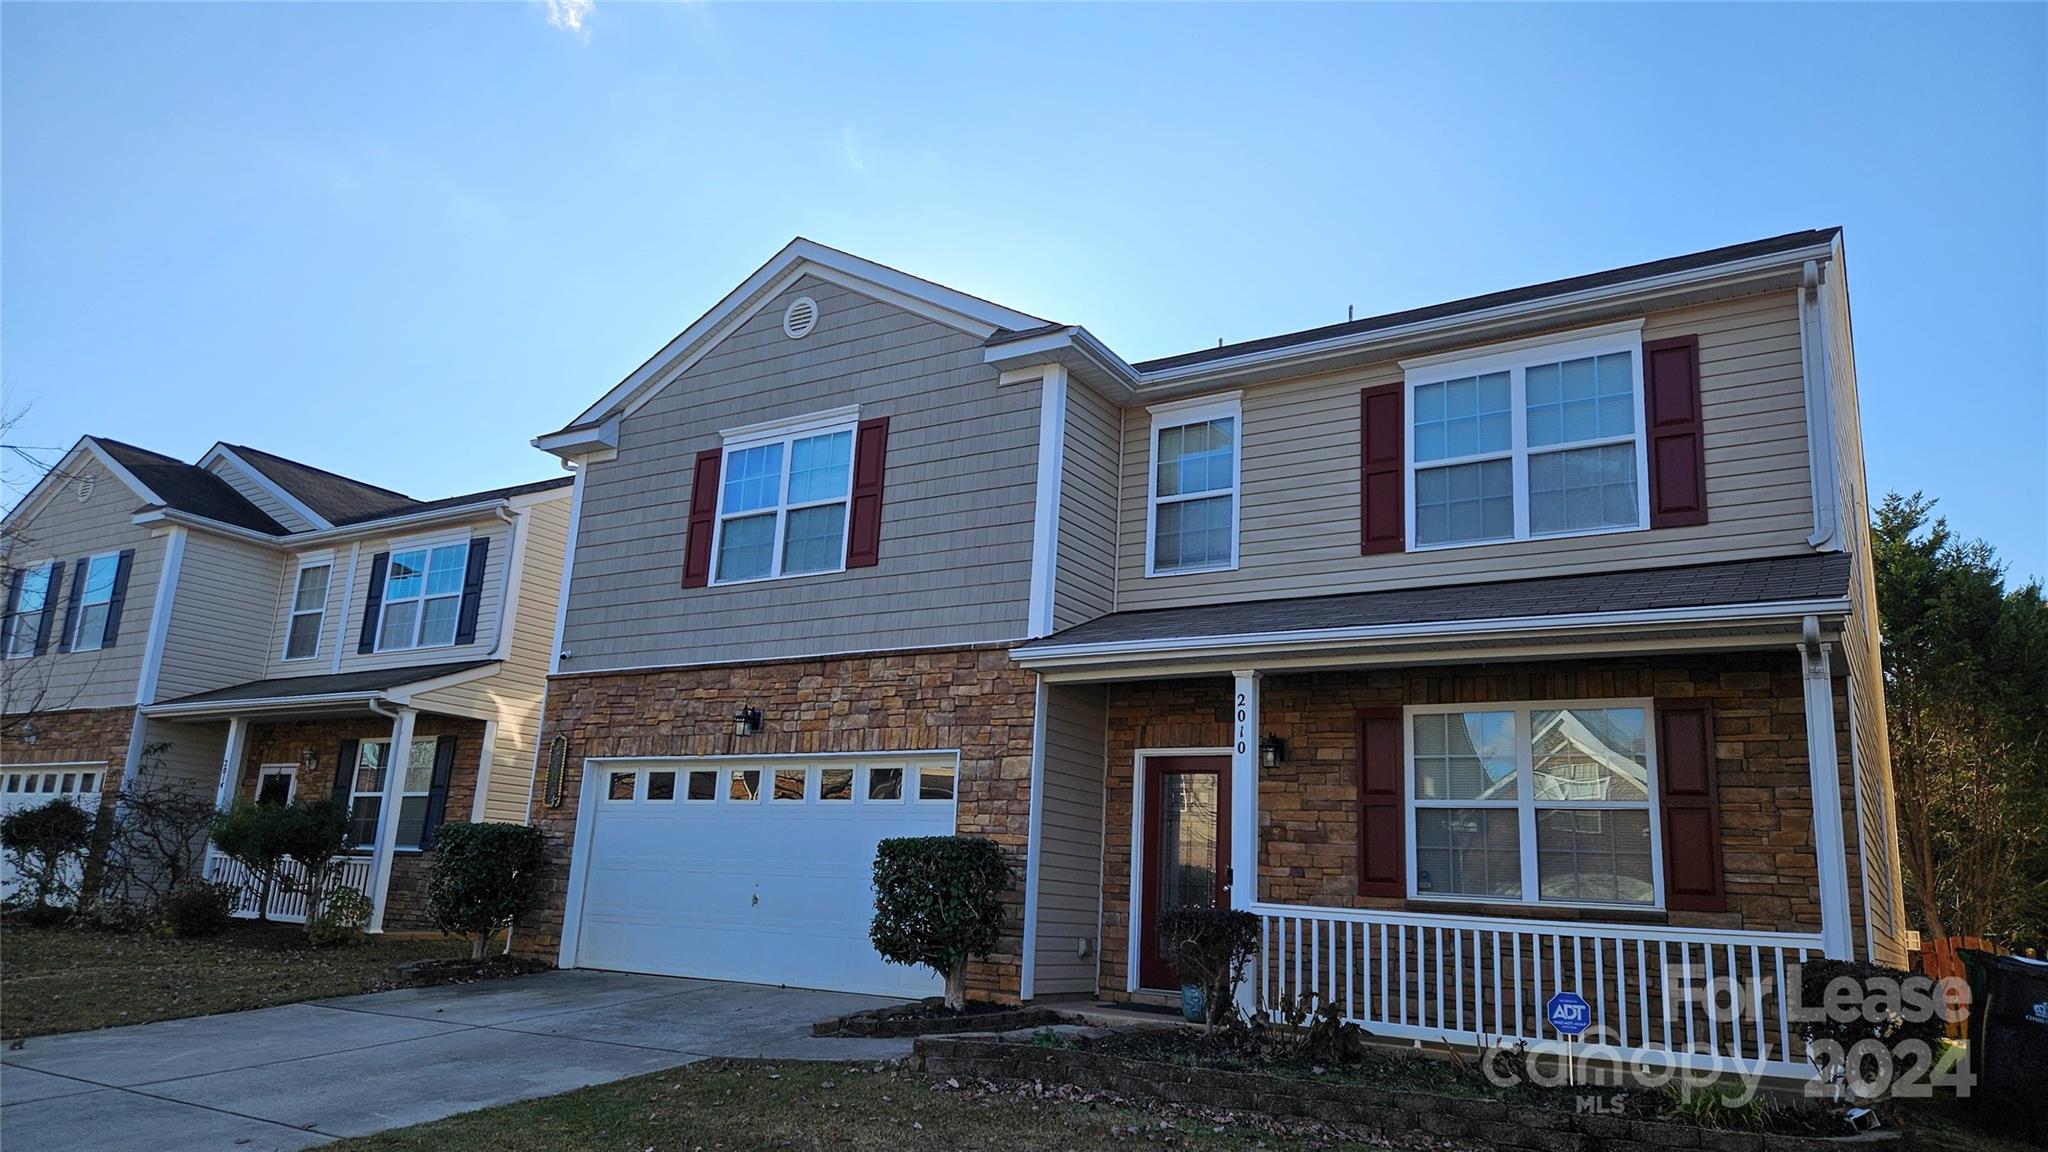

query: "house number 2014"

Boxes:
[1235, 692, 1249, 755]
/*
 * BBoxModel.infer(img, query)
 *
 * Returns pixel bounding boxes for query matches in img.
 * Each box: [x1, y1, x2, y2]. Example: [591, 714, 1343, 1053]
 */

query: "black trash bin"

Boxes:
[1967, 951, 2048, 1143]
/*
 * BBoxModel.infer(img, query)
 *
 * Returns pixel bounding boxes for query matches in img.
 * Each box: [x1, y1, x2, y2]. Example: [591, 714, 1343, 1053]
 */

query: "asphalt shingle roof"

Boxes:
[1022, 554, 1853, 651]
[154, 660, 500, 707]
[224, 443, 423, 524]
[94, 438, 288, 535]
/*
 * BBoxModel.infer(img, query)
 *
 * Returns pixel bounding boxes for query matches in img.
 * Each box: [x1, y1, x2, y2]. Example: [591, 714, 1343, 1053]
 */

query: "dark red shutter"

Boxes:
[358, 552, 390, 654]
[845, 416, 890, 569]
[680, 448, 722, 588]
[1360, 384, 1405, 554]
[1644, 335, 1709, 528]
[99, 549, 136, 644]
[452, 537, 490, 645]
[1656, 700, 1726, 912]
[1357, 706, 1406, 897]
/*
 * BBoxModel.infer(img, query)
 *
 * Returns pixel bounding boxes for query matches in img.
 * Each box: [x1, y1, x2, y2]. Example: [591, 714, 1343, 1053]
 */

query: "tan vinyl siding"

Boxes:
[559, 275, 1036, 671]
[1113, 290, 1819, 611]
[412, 494, 569, 823]
[136, 715, 230, 795]
[1053, 382, 1120, 633]
[263, 516, 513, 680]
[1033, 682, 1107, 996]
[153, 534, 285, 701]
[204, 458, 316, 533]
[1, 456, 162, 713]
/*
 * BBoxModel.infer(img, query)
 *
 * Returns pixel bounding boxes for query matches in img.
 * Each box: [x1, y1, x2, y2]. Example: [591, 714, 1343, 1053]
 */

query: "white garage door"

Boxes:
[569, 755, 959, 997]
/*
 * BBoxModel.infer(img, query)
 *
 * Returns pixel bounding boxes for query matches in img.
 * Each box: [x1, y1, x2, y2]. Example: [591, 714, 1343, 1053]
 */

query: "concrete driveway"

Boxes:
[0, 970, 911, 1152]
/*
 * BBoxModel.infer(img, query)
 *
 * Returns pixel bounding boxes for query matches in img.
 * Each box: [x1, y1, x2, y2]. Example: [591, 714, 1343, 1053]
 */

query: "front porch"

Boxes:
[1018, 642, 1863, 1082]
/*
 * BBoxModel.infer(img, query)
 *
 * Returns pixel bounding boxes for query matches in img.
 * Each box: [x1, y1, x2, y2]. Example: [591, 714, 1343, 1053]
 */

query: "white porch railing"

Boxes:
[205, 850, 373, 924]
[1251, 903, 1824, 1081]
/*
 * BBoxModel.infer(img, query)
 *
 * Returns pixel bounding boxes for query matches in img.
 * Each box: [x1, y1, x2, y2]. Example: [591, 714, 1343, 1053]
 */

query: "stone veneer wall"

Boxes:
[235, 713, 485, 932]
[514, 645, 1039, 1002]
[0, 705, 136, 819]
[1099, 653, 1866, 997]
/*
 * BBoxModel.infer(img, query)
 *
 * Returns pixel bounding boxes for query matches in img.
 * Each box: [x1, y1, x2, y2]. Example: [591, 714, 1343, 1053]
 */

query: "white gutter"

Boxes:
[134, 500, 519, 550]
[1799, 260, 1843, 550]
[1012, 597, 1854, 667]
[140, 663, 502, 719]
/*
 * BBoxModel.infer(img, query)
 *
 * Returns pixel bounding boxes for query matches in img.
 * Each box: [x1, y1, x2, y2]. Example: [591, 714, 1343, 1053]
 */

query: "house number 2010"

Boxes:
[1235, 692, 1249, 755]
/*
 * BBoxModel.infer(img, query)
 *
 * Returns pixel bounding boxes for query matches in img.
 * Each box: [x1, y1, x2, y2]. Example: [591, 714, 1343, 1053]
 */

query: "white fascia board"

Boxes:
[4, 440, 127, 530]
[81, 438, 166, 506]
[984, 326, 1142, 395]
[532, 418, 619, 458]
[1128, 241, 1838, 391]
[550, 239, 1046, 439]
[1011, 598, 1855, 667]
[197, 444, 334, 530]
[142, 692, 386, 719]
[141, 500, 518, 550]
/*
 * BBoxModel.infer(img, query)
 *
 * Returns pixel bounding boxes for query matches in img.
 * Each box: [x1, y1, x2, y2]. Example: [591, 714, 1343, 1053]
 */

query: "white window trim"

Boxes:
[708, 411, 859, 587]
[1402, 326, 1651, 553]
[279, 555, 334, 663]
[351, 739, 433, 850]
[2, 560, 58, 660]
[1403, 697, 1665, 911]
[254, 763, 299, 805]
[372, 534, 472, 654]
[1144, 393, 1243, 577]
[68, 551, 123, 653]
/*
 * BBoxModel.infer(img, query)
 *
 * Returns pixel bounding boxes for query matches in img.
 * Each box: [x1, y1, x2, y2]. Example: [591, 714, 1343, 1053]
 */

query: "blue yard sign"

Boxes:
[1546, 991, 1591, 1038]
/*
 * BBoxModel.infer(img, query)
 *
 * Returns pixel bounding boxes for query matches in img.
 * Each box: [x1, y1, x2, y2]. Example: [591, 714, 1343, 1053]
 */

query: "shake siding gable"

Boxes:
[1113, 290, 1815, 611]
[560, 274, 1036, 671]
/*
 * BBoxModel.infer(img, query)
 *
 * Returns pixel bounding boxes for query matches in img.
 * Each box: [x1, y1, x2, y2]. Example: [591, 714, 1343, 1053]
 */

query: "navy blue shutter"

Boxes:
[100, 549, 135, 644]
[332, 739, 359, 842]
[357, 552, 390, 654]
[419, 736, 460, 849]
[1, 569, 20, 654]
[32, 563, 63, 655]
[57, 558, 87, 653]
[453, 538, 490, 645]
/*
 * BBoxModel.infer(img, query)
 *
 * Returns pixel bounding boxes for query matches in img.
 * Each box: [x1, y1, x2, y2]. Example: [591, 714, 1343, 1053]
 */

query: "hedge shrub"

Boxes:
[1, 797, 95, 917]
[426, 822, 547, 959]
[869, 835, 1014, 1011]
[1159, 906, 1261, 1024]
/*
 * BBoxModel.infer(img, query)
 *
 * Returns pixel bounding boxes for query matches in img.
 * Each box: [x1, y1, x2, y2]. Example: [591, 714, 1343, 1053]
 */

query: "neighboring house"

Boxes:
[520, 228, 1901, 1078]
[0, 438, 569, 930]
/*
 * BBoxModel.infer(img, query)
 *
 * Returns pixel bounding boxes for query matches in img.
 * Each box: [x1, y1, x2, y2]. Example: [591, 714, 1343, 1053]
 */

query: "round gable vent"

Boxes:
[782, 296, 819, 340]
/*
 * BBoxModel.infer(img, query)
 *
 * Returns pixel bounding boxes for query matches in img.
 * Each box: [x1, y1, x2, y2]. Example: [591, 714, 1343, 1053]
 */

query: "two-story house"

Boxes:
[521, 230, 1902, 1080]
[0, 438, 569, 931]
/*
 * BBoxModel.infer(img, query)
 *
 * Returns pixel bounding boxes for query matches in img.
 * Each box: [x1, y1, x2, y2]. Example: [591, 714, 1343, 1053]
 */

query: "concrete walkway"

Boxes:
[1, 970, 912, 1152]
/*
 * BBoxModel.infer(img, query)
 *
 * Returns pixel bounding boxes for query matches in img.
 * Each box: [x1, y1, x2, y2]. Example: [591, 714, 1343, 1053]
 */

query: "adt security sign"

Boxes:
[1546, 991, 1591, 1037]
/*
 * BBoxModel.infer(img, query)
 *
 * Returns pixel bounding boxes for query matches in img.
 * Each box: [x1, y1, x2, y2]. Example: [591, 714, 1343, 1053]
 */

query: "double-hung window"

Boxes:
[1406, 326, 1648, 549]
[712, 412, 856, 584]
[69, 553, 121, 652]
[2, 564, 54, 659]
[282, 560, 331, 661]
[346, 739, 436, 849]
[376, 542, 468, 651]
[1408, 700, 1660, 908]
[1146, 394, 1240, 575]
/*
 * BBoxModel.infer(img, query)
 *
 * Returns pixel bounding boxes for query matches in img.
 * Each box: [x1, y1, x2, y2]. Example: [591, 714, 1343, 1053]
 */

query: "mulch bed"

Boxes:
[388, 955, 553, 988]
[814, 998, 1064, 1037]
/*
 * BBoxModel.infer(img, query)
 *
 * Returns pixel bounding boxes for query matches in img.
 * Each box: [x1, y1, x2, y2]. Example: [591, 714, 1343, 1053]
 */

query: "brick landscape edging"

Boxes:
[911, 1037, 1892, 1152]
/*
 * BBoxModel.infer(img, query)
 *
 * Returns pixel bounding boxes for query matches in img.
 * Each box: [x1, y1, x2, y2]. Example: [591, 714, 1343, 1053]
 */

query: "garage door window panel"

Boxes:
[729, 770, 761, 801]
[646, 771, 677, 802]
[918, 765, 955, 801]
[867, 767, 903, 801]
[773, 768, 807, 801]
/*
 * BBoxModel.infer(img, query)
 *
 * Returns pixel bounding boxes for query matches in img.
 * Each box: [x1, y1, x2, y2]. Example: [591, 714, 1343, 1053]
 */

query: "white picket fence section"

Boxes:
[0, 765, 106, 904]
[1252, 903, 1823, 1080]
[205, 850, 372, 924]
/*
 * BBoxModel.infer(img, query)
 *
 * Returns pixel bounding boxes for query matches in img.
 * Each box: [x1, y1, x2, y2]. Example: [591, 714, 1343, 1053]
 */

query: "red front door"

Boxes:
[1137, 754, 1232, 991]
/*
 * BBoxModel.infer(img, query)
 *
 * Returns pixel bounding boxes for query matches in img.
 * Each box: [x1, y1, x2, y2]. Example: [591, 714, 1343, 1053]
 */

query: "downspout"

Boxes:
[1800, 261, 1842, 549]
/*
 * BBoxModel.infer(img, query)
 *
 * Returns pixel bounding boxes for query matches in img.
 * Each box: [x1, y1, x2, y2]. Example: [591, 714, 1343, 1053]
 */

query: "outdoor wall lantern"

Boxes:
[733, 706, 763, 738]
[1259, 734, 1286, 769]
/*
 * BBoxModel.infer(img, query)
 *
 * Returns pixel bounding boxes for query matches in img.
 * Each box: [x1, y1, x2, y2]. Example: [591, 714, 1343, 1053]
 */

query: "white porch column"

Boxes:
[1229, 670, 1261, 1015]
[212, 717, 249, 811]
[1800, 626, 1855, 959]
[366, 707, 417, 934]
[468, 719, 498, 823]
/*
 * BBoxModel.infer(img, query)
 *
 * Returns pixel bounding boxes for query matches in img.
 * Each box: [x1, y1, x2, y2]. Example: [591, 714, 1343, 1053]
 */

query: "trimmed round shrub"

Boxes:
[1, 797, 95, 914]
[426, 822, 547, 959]
[161, 882, 237, 938]
[869, 835, 1015, 1011]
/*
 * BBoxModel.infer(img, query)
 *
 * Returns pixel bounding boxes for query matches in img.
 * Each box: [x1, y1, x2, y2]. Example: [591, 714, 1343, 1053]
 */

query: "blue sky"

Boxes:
[4, 3, 2043, 579]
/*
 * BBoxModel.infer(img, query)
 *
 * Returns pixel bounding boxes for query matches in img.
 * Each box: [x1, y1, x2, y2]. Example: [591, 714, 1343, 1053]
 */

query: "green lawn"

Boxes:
[330, 1059, 1474, 1152]
[0, 920, 468, 1039]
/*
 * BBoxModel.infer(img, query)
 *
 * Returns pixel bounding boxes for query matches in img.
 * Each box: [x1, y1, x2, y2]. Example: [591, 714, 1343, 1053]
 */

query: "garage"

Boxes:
[565, 754, 960, 997]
